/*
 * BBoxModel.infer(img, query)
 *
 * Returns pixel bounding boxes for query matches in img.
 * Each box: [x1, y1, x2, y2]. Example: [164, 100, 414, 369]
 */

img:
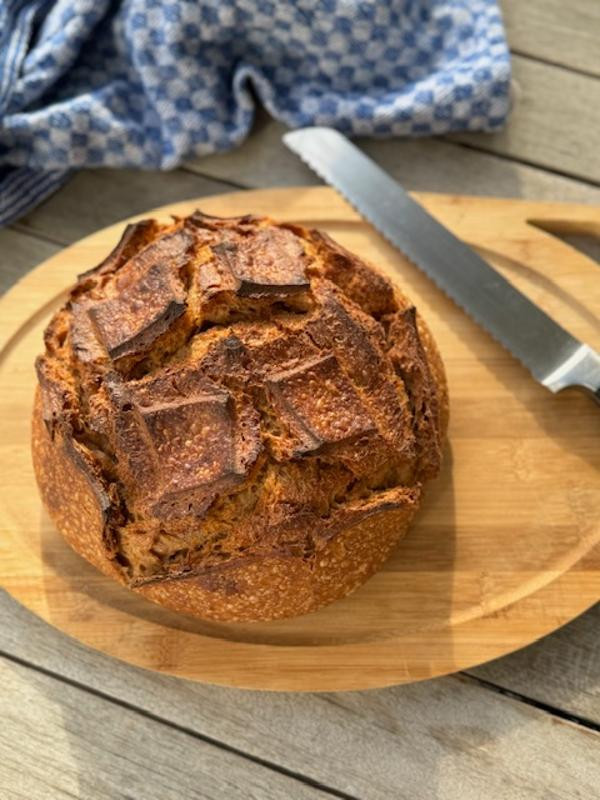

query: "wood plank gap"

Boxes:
[509, 49, 600, 81]
[448, 140, 600, 189]
[461, 672, 600, 734]
[180, 165, 248, 190]
[186, 118, 599, 202]
[9, 222, 68, 248]
[500, 0, 600, 78]
[0, 648, 360, 800]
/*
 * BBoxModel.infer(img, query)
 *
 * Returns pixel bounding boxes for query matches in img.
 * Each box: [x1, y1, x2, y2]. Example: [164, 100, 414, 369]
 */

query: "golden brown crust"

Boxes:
[32, 212, 448, 622]
[137, 487, 420, 621]
[32, 392, 121, 580]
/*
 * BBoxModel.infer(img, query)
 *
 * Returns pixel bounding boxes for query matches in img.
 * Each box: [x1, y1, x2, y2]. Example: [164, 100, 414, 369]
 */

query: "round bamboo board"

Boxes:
[1, 187, 599, 691]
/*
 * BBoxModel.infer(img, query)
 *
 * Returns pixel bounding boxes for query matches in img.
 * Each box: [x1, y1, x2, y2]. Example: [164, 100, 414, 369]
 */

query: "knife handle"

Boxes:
[543, 344, 600, 405]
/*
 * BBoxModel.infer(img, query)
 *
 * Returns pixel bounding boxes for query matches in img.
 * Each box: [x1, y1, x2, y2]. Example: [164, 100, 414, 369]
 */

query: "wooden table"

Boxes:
[1, 3, 598, 797]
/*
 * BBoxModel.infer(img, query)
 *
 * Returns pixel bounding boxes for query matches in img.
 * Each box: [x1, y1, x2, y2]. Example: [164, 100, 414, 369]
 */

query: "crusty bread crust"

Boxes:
[32, 213, 448, 622]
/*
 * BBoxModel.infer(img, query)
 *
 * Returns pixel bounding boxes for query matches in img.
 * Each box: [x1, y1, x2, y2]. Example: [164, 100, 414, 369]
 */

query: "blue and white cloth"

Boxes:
[0, 0, 510, 226]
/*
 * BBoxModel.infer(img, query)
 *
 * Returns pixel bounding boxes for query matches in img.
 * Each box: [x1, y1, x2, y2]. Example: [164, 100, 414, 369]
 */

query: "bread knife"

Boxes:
[283, 127, 600, 404]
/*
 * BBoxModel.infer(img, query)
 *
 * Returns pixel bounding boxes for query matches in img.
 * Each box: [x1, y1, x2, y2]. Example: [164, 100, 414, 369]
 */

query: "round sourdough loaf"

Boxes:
[32, 212, 448, 621]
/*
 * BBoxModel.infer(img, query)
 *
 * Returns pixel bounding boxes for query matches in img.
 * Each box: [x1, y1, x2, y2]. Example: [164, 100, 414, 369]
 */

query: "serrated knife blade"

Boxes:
[284, 127, 600, 404]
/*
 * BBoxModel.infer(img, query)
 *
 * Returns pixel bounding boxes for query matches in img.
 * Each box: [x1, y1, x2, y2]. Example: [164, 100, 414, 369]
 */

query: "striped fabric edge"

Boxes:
[0, 167, 69, 226]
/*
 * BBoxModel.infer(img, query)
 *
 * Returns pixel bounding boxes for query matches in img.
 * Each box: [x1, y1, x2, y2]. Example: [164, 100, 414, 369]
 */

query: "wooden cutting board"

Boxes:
[1, 187, 599, 692]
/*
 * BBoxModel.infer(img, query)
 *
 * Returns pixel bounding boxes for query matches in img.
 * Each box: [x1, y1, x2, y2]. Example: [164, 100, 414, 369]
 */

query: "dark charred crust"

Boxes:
[42, 310, 70, 355]
[105, 374, 158, 493]
[35, 356, 70, 437]
[384, 306, 442, 479]
[62, 433, 111, 520]
[83, 228, 193, 361]
[308, 228, 397, 316]
[306, 280, 416, 464]
[321, 485, 421, 541]
[199, 242, 240, 297]
[77, 219, 160, 282]
[106, 362, 261, 521]
[130, 554, 261, 589]
[200, 228, 310, 300]
[131, 483, 421, 586]
[70, 302, 106, 364]
[186, 210, 263, 231]
[188, 335, 252, 390]
[266, 353, 376, 456]
[89, 293, 185, 360]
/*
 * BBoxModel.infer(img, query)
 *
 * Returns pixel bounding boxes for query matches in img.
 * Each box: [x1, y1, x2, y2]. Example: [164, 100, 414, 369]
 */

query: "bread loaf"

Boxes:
[32, 212, 448, 621]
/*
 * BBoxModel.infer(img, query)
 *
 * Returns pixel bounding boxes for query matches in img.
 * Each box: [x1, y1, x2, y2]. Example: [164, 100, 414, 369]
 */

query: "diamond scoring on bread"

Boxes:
[32, 212, 448, 621]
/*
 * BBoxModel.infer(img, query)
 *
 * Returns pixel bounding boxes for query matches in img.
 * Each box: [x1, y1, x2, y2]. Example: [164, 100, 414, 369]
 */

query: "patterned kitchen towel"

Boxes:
[0, 0, 511, 226]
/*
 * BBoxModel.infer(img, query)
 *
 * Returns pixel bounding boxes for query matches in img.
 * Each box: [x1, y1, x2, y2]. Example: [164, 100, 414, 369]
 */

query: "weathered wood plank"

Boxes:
[501, 0, 600, 76]
[453, 55, 600, 183]
[185, 115, 600, 203]
[470, 603, 600, 722]
[16, 167, 235, 245]
[0, 228, 59, 294]
[3, 140, 598, 302]
[0, 652, 326, 800]
[8, 150, 598, 303]
[0, 592, 597, 800]
[9, 113, 600, 267]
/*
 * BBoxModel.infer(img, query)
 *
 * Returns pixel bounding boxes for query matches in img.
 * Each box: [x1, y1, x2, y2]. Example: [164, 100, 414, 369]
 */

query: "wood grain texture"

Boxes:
[1, 187, 599, 691]
[185, 116, 600, 203]
[0, 592, 598, 800]
[501, 0, 600, 76]
[0, 654, 326, 800]
[454, 56, 600, 183]
[470, 603, 600, 721]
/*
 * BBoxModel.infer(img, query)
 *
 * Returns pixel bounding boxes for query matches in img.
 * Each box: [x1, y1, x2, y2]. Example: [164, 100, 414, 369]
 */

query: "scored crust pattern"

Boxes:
[32, 212, 447, 620]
